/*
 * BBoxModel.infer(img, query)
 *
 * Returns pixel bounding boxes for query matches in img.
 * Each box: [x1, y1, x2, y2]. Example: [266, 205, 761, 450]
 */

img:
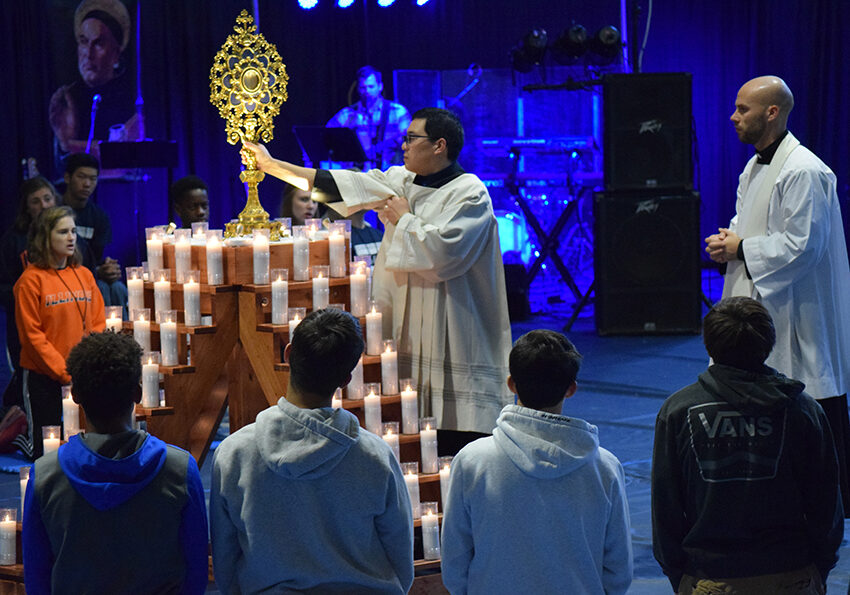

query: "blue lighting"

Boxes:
[377, 0, 395, 5]
[298, 0, 318, 8]
[338, 0, 355, 6]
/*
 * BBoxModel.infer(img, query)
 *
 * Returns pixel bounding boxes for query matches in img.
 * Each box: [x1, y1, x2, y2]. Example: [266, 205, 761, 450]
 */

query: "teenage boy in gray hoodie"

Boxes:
[210, 308, 413, 594]
[441, 329, 633, 594]
[652, 297, 843, 594]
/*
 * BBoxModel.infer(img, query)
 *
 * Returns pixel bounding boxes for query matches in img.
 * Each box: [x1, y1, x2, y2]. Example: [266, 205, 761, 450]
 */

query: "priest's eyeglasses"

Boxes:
[402, 134, 431, 144]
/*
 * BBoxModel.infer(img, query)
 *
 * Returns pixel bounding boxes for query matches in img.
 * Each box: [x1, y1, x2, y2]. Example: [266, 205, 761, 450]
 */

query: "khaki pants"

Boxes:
[678, 565, 824, 595]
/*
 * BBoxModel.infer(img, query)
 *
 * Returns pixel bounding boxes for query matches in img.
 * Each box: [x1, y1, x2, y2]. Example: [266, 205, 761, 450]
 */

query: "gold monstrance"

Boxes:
[210, 10, 288, 239]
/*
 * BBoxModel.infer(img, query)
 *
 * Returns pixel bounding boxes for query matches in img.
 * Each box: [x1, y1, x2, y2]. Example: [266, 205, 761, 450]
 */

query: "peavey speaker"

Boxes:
[603, 72, 692, 191]
[593, 192, 701, 335]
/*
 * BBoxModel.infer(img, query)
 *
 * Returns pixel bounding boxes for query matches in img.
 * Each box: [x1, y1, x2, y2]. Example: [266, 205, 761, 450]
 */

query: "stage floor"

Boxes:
[2, 300, 849, 593]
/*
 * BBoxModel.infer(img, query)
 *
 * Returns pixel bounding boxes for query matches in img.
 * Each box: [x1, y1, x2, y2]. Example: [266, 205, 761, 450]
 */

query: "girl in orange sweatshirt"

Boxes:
[14, 205, 105, 459]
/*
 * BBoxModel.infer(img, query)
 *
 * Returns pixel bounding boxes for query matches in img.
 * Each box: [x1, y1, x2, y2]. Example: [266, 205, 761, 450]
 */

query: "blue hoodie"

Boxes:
[441, 404, 633, 595]
[210, 397, 413, 594]
[23, 431, 209, 594]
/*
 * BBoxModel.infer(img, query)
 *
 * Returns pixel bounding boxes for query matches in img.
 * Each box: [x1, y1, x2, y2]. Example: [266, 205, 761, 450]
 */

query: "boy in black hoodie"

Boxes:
[652, 296, 843, 594]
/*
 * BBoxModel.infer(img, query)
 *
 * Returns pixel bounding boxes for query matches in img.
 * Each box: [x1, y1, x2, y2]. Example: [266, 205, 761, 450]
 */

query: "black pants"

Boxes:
[22, 369, 62, 460]
[819, 394, 850, 516]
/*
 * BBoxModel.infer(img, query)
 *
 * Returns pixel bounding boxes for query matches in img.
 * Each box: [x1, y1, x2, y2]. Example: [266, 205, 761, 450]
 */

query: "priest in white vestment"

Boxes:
[706, 76, 850, 509]
[243, 108, 513, 437]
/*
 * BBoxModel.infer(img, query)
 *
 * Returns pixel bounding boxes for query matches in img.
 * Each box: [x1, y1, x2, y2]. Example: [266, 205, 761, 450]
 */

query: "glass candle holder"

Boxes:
[420, 417, 439, 474]
[126, 266, 145, 314]
[145, 227, 164, 273]
[19, 467, 29, 517]
[328, 222, 347, 277]
[62, 386, 80, 440]
[158, 310, 179, 366]
[381, 339, 399, 395]
[274, 217, 292, 237]
[0, 508, 17, 565]
[271, 268, 289, 325]
[291, 226, 310, 281]
[382, 421, 400, 461]
[153, 269, 172, 321]
[312, 265, 330, 310]
[365, 301, 382, 355]
[420, 502, 441, 560]
[141, 352, 161, 407]
[183, 270, 201, 327]
[347, 354, 364, 400]
[288, 307, 306, 339]
[191, 221, 209, 241]
[132, 308, 152, 353]
[42, 426, 61, 454]
[331, 387, 343, 409]
[402, 462, 421, 520]
[252, 228, 271, 285]
[206, 230, 224, 285]
[400, 378, 419, 434]
[439, 455, 453, 510]
[105, 305, 123, 333]
[349, 261, 369, 317]
[174, 228, 192, 283]
[363, 382, 382, 434]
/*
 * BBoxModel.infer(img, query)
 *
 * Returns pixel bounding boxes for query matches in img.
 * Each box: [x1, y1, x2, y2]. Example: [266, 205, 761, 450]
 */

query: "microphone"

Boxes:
[85, 94, 102, 154]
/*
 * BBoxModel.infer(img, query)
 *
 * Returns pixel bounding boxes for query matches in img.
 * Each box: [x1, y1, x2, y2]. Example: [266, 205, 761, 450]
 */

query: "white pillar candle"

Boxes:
[252, 229, 270, 284]
[182, 275, 201, 327]
[133, 309, 151, 353]
[62, 394, 80, 439]
[191, 221, 209, 241]
[271, 269, 289, 325]
[439, 456, 453, 510]
[142, 353, 160, 407]
[146, 233, 163, 273]
[160, 313, 178, 366]
[105, 306, 123, 333]
[292, 226, 310, 281]
[347, 355, 364, 400]
[365, 303, 383, 355]
[402, 462, 421, 520]
[206, 231, 224, 285]
[0, 510, 16, 566]
[174, 230, 191, 283]
[288, 307, 305, 340]
[153, 271, 171, 320]
[420, 417, 439, 474]
[328, 229, 346, 277]
[312, 266, 329, 310]
[421, 505, 441, 560]
[19, 468, 29, 518]
[363, 383, 382, 434]
[380, 340, 399, 395]
[400, 379, 419, 435]
[382, 422, 400, 461]
[349, 269, 368, 317]
[331, 388, 343, 409]
[127, 267, 144, 314]
[42, 426, 60, 455]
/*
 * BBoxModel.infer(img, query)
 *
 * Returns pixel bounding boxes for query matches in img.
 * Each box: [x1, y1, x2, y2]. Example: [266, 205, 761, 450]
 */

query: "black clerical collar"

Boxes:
[756, 130, 789, 164]
[412, 162, 465, 188]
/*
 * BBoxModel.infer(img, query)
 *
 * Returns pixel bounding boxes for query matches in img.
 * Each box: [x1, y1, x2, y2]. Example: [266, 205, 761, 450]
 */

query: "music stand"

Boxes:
[292, 126, 368, 167]
[100, 141, 179, 263]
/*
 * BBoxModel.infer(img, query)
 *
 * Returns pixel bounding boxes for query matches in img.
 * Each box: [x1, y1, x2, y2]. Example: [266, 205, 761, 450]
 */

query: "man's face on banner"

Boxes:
[77, 18, 121, 87]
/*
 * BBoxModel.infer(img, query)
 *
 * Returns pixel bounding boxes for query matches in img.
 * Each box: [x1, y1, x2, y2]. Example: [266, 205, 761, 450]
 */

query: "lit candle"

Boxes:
[363, 383, 382, 434]
[42, 426, 60, 455]
[159, 311, 178, 366]
[206, 230, 224, 285]
[191, 221, 209, 241]
[420, 417, 439, 474]
[133, 308, 151, 353]
[382, 421, 400, 461]
[146, 229, 163, 273]
[328, 224, 346, 277]
[0, 509, 16, 566]
[366, 301, 382, 355]
[331, 388, 343, 409]
[349, 264, 368, 317]
[312, 265, 329, 310]
[174, 229, 191, 283]
[292, 226, 310, 281]
[142, 352, 160, 407]
[153, 270, 171, 320]
[183, 271, 201, 327]
[400, 378, 419, 435]
[105, 305, 123, 333]
[271, 268, 289, 325]
[252, 229, 270, 285]
[19, 467, 29, 518]
[126, 266, 144, 314]
[402, 462, 421, 520]
[420, 503, 441, 560]
[347, 354, 364, 400]
[380, 340, 399, 395]
[288, 307, 305, 339]
[62, 386, 80, 439]
[439, 456, 453, 510]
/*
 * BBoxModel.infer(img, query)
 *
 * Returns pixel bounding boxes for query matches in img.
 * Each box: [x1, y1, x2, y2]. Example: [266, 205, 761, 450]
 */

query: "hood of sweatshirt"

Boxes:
[699, 364, 805, 414]
[256, 396, 362, 480]
[493, 404, 599, 479]
[58, 431, 168, 511]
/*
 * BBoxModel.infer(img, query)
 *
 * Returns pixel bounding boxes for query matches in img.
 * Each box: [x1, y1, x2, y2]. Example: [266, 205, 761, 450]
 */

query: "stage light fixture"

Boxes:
[590, 25, 622, 63]
[551, 24, 587, 65]
[338, 0, 355, 6]
[377, 0, 396, 6]
[298, 0, 319, 8]
[416, 0, 431, 4]
[510, 29, 548, 73]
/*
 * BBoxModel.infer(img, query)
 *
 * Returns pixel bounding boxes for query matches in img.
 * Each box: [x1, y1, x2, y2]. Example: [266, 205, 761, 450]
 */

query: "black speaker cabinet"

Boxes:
[603, 72, 692, 192]
[594, 192, 701, 335]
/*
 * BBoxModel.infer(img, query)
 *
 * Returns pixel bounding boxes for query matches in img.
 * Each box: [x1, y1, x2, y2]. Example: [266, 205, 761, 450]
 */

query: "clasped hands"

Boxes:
[705, 228, 742, 263]
[376, 195, 410, 226]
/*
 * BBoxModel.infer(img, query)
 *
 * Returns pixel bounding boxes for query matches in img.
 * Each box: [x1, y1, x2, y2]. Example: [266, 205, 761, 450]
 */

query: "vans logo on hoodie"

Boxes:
[686, 402, 786, 483]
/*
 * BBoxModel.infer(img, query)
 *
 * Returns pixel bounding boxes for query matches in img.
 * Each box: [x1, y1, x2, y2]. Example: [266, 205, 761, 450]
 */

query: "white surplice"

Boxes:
[726, 137, 850, 399]
[329, 166, 513, 433]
